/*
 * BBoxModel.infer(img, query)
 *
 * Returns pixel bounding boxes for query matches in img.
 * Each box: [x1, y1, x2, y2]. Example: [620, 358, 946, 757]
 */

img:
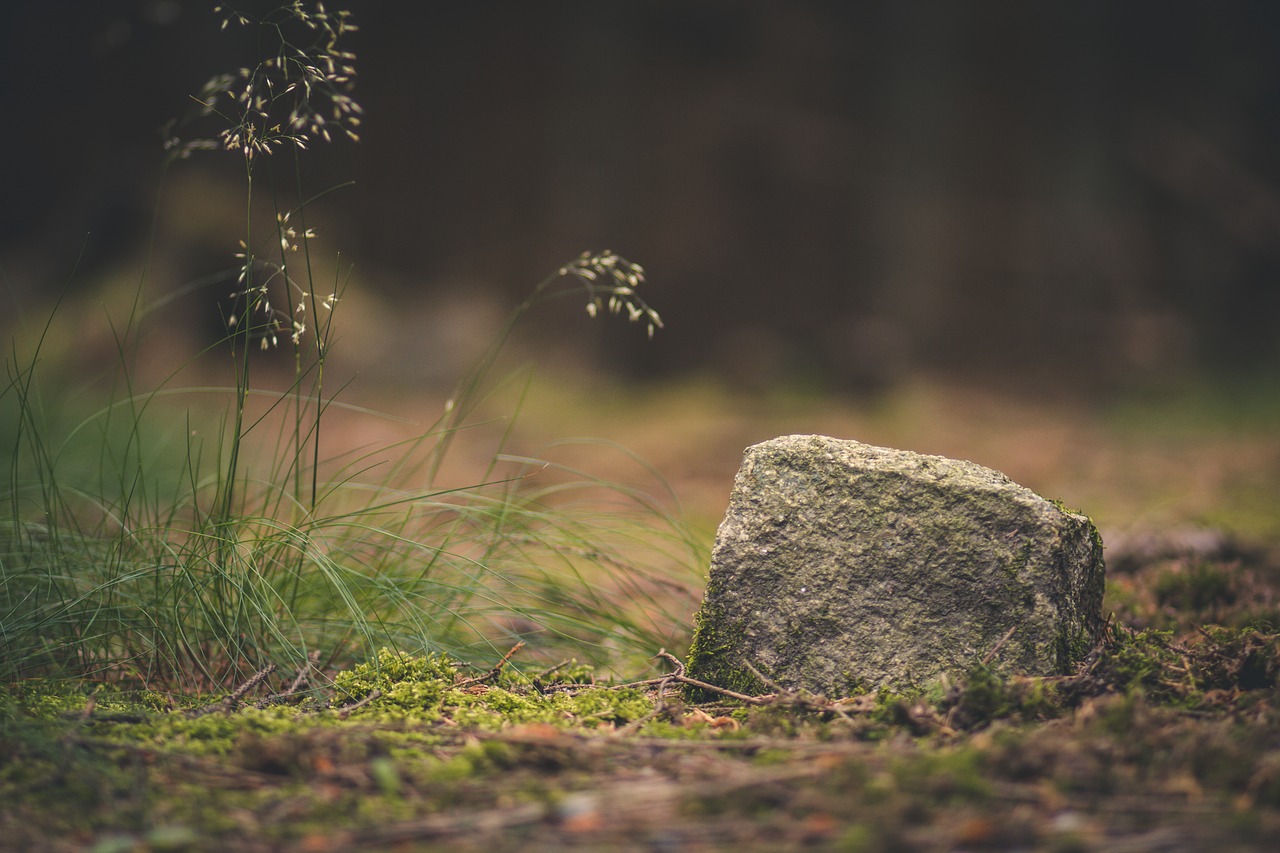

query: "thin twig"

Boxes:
[610, 649, 688, 691]
[534, 659, 572, 681]
[612, 675, 676, 737]
[981, 626, 1018, 666]
[609, 676, 669, 690]
[670, 674, 771, 705]
[740, 661, 861, 720]
[655, 648, 686, 678]
[742, 661, 791, 696]
[334, 688, 381, 718]
[228, 664, 278, 704]
[256, 655, 317, 708]
[455, 641, 525, 689]
[187, 664, 277, 717]
[282, 656, 314, 696]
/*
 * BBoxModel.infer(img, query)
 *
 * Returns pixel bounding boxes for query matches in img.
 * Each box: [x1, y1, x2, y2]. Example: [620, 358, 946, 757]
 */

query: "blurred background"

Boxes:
[6, 0, 1280, 387]
[2, 1, 1279, 536]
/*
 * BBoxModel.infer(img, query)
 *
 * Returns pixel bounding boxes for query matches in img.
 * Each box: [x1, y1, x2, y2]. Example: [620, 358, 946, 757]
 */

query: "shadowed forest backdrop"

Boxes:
[3, 0, 1279, 395]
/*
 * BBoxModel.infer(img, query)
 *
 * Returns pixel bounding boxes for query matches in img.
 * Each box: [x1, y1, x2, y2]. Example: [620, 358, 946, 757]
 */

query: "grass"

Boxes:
[1, 1, 698, 692]
[0, 251, 697, 692]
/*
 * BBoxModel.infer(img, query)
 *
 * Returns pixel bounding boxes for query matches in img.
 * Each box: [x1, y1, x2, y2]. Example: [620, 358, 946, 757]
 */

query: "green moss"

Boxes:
[332, 647, 459, 700]
[945, 664, 1064, 730]
[94, 705, 310, 756]
[1095, 627, 1193, 701]
[685, 602, 769, 701]
[443, 684, 649, 730]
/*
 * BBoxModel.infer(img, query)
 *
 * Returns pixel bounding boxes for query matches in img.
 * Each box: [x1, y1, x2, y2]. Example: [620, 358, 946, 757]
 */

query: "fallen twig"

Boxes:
[256, 653, 318, 708]
[533, 658, 573, 681]
[980, 625, 1018, 666]
[742, 660, 796, 698]
[334, 688, 381, 718]
[655, 648, 686, 678]
[601, 650, 686, 693]
[612, 676, 675, 737]
[282, 655, 315, 695]
[186, 664, 277, 717]
[455, 641, 525, 689]
[669, 674, 771, 705]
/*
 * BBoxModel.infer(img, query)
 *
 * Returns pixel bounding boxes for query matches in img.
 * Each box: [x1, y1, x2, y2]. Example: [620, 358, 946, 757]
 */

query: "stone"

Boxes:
[686, 435, 1105, 697]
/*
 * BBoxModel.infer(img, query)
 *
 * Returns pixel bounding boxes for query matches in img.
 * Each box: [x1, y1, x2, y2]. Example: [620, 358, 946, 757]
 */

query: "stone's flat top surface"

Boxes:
[686, 435, 1106, 697]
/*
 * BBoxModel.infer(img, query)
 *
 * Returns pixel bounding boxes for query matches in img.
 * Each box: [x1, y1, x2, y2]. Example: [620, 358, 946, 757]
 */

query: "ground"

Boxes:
[3, 377, 1280, 852]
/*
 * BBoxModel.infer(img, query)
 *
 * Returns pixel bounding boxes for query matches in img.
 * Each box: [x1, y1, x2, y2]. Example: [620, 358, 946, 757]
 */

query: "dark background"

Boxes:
[3, 0, 1279, 395]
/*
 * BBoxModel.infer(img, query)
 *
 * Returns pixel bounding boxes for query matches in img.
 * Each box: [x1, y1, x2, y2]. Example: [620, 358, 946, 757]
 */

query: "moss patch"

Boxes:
[5, 538, 1280, 851]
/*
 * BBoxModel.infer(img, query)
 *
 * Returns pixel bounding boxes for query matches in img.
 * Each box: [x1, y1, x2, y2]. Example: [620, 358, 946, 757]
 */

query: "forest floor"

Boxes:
[4, 375, 1280, 852]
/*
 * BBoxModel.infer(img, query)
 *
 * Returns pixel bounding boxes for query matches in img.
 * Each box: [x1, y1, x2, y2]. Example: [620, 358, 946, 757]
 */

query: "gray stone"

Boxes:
[686, 435, 1105, 697]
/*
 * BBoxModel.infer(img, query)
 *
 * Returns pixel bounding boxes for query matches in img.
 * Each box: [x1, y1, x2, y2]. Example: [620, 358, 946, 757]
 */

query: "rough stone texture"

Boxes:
[686, 435, 1105, 697]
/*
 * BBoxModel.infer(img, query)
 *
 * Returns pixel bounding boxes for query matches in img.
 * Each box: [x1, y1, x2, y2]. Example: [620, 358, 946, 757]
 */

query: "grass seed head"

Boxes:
[170, 2, 361, 164]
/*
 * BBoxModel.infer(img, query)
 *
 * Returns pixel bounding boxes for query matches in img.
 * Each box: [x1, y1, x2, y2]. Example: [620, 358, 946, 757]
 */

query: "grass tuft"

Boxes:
[1, 2, 700, 692]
